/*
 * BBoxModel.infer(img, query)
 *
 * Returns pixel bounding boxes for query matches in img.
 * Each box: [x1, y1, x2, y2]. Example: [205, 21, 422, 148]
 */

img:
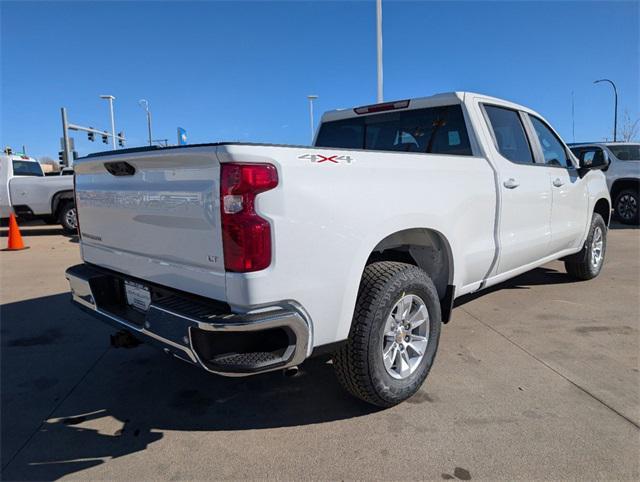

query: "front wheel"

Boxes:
[59, 203, 77, 234]
[333, 261, 441, 407]
[564, 213, 607, 280]
[614, 188, 639, 225]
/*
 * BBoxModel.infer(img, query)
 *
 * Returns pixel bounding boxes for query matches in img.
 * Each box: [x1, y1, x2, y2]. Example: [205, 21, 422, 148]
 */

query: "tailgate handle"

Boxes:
[104, 161, 136, 176]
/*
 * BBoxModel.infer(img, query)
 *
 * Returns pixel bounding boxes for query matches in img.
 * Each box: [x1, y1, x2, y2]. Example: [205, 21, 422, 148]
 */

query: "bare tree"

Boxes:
[620, 110, 640, 142]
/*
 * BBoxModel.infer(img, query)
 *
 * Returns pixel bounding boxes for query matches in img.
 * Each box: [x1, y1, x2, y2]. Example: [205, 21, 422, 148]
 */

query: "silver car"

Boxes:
[570, 143, 640, 225]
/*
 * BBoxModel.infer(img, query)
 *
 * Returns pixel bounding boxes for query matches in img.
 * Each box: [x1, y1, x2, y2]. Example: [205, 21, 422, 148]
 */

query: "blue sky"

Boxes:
[1, 1, 638, 160]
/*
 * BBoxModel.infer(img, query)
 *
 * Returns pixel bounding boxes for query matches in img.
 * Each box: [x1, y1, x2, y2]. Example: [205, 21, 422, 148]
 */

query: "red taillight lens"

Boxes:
[220, 163, 278, 272]
[354, 99, 410, 114]
[73, 174, 81, 238]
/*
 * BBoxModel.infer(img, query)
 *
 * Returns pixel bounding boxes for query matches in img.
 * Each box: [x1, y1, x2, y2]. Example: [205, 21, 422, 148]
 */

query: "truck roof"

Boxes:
[569, 142, 640, 147]
[320, 91, 537, 123]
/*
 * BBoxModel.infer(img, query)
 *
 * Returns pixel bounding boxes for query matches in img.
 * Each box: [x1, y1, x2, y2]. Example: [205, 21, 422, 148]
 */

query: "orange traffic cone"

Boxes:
[3, 213, 28, 251]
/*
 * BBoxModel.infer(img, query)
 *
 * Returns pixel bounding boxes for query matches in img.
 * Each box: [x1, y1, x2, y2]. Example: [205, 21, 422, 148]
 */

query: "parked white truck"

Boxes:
[66, 92, 611, 406]
[0, 154, 77, 232]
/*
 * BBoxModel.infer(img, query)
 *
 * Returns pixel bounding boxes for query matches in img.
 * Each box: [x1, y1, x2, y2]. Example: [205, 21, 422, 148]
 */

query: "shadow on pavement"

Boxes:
[609, 221, 638, 230]
[0, 227, 65, 237]
[0, 228, 78, 243]
[454, 266, 577, 307]
[1, 294, 376, 480]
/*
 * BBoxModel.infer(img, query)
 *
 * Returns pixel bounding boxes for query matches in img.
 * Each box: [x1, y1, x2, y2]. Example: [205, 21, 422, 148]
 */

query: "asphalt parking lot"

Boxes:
[1, 222, 638, 480]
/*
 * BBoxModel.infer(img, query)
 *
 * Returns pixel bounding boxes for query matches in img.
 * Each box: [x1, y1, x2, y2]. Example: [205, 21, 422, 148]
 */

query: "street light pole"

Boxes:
[100, 94, 117, 149]
[376, 0, 383, 103]
[594, 79, 618, 142]
[61, 107, 72, 167]
[307, 95, 318, 143]
[138, 99, 153, 146]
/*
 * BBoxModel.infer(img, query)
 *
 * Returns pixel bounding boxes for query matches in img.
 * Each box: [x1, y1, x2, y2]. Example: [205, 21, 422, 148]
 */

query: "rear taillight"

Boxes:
[73, 174, 81, 238]
[220, 163, 278, 272]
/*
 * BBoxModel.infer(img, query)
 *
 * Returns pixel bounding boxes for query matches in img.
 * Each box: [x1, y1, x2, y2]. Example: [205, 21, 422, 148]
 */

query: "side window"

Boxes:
[609, 145, 640, 160]
[483, 105, 534, 164]
[529, 116, 571, 168]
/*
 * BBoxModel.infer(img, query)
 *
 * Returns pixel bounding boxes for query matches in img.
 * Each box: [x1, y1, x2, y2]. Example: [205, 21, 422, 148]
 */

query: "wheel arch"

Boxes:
[51, 190, 74, 216]
[593, 197, 611, 226]
[365, 227, 455, 323]
[610, 178, 639, 201]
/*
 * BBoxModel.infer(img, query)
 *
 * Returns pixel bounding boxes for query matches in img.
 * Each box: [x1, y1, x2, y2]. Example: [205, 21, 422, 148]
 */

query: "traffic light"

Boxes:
[58, 151, 64, 161]
[73, 151, 79, 160]
[118, 132, 125, 148]
[102, 133, 108, 144]
[88, 128, 95, 142]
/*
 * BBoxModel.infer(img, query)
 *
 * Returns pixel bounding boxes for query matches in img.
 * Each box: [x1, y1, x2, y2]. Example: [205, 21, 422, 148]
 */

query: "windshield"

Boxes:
[608, 144, 640, 161]
[315, 104, 472, 156]
[12, 160, 43, 176]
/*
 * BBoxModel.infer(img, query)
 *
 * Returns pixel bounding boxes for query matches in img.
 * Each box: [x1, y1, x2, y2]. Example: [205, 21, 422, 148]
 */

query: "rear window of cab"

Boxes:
[12, 160, 43, 176]
[315, 105, 473, 156]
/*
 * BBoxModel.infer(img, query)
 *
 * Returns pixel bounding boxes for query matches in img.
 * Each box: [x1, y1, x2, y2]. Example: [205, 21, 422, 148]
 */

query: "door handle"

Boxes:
[503, 178, 520, 189]
[553, 178, 564, 187]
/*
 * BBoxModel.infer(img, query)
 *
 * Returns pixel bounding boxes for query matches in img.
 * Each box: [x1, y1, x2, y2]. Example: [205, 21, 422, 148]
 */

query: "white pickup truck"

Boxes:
[66, 92, 611, 407]
[0, 154, 77, 232]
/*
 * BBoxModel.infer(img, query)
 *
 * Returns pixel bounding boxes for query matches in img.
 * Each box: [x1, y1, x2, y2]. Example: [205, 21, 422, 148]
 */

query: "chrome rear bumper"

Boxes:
[65, 264, 311, 376]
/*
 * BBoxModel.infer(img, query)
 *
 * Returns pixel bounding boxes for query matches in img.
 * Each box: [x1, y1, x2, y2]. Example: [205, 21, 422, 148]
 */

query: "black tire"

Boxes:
[564, 213, 607, 280]
[58, 202, 77, 234]
[614, 188, 639, 225]
[333, 261, 441, 407]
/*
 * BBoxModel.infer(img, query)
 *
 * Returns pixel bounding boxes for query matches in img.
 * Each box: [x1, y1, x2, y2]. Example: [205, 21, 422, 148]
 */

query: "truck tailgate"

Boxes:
[74, 148, 226, 300]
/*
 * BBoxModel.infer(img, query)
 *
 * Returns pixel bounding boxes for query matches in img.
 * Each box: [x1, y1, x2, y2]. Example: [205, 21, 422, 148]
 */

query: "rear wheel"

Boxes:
[333, 261, 441, 407]
[565, 213, 607, 280]
[614, 188, 639, 225]
[59, 202, 77, 234]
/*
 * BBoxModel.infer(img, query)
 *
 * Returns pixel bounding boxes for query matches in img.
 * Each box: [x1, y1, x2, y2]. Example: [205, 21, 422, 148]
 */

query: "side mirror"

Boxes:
[579, 150, 609, 171]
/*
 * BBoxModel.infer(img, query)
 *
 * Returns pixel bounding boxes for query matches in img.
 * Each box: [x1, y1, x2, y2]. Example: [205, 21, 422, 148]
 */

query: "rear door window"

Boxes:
[483, 105, 534, 165]
[315, 104, 473, 156]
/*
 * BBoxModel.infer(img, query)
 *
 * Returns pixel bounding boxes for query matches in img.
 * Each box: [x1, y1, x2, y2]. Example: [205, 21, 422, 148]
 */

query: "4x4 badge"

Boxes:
[298, 153, 354, 164]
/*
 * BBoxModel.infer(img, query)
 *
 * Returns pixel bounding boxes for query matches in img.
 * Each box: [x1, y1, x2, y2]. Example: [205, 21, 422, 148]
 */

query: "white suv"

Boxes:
[570, 143, 639, 225]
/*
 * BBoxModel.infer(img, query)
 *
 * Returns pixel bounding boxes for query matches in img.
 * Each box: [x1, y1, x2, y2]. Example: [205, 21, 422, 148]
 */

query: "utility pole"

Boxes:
[594, 79, 618, 142]
[571, 91, 575, 143]
[100, 94, 117, 149]
[138, 99, 153, 146]
[60, 106, 126, 166]
[61, 107, 72, 166]
[307, 95, 318, 143]
[376, 0, 383, 103]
